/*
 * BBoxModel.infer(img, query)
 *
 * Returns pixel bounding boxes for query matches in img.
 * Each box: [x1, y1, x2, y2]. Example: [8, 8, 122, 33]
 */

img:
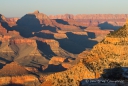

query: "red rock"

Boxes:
[32, 10, 53, 26]
[49, 14, 128, 26]
[6, 17, 19, 26]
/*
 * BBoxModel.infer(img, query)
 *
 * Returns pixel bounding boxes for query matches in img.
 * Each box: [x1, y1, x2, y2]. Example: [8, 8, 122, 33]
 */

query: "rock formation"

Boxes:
[30, 10, 53, 26]
[41, 61, 95, 86]
[40, 18, 128, 86]
[85, 27, 112, 41]
[1, 11, 128, 86]
[0, 62, 29, 76]
[6, 17, 19, 26]
[49, 14, 128, 28]
[0, 62, 41, 86]
[78, 21, 128, 77]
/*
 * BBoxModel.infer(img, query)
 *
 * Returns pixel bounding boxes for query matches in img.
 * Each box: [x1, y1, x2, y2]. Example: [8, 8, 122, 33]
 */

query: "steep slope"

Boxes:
[78, 22, 128, 75]
[41, 61, 95, 86]
[10, 38, 49, 66]
[0, 62, 40, 86]
[85, 27, 112, 42]
[40, 21, 128, 85]
[6, 17, 19, 26]
[0, 36, 49, 67]
[0, 14, 8, 34]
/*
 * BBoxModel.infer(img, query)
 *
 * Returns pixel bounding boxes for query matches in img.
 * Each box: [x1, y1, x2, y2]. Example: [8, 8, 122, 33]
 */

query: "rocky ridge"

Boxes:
[49, 14, 128, 26]
[41, 61, 95, 86]
[0, 62, 41, 86]
[78, 21, 128, 76]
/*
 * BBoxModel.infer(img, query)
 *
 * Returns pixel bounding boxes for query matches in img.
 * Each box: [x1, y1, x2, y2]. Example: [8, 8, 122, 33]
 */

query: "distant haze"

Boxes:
[0, 0, 128, 17]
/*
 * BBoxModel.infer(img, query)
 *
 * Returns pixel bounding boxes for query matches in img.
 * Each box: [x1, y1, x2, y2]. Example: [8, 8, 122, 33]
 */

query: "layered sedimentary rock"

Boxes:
[41, 22, 128, 85]
[28, 10, 53, 26]
[54, 33, 67, 39]
[0, 62, 40, 86]
[41, 62, 95, 86]
[0, 35, 49, 67]
[41, 39, 75, 58]
[1, 11, 128, 85]
[0, 23, 7, 34]
[49, 14, 128, 26]
[78, 23, 128, 76]
[52, 19, 82, 32]
[49, 56, 66, 64]
[0, 14, 8, 34]
[0, 14, 7, 22]
[85, 27, 112, 41]
[6, 17, 19, 26]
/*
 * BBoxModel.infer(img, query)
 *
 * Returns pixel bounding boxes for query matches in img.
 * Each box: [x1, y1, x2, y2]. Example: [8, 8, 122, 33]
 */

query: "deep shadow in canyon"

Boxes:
[98, 22, 121, 30]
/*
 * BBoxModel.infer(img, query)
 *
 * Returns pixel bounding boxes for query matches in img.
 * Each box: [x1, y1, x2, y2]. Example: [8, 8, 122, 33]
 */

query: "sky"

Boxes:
[0, 0, 128, 17]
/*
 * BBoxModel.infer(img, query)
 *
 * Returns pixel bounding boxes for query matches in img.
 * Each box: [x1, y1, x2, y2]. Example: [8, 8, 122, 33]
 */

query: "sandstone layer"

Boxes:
[78, 23, 128, 77]
[0, 62, 41, 86]
[41, 62, 95, 86]
[49, 14, 128, 26]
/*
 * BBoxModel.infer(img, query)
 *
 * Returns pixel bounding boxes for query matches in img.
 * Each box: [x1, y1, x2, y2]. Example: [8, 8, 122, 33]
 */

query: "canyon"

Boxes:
[0, 11, 128, 86]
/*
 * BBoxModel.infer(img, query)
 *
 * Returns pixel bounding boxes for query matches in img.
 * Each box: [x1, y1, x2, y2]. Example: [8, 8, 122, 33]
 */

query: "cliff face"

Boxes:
[6, 17, 19, 26]
[41, 62, 95, 86]
[0, 76, 40, 86]
[78, 23, 128, 76]
[0, 35, 49, 67]
[84, 27, 112, 42]
[0, 62, 40, 86]
[41, 23, 128, 85]
[49, 14, 127, 27]
[33, 10, 53, 26]
[41, 39, 75, 58]
[52, 19, 82, 32]
[0, 15, 8, 34]
[1, 11, 128, 85]
[49, 14, 128, 20]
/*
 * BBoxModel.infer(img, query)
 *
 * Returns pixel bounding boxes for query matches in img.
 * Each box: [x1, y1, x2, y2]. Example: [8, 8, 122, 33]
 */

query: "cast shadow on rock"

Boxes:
[98, 22, 121, 30]
[0, 57, 12, 69]
[34, 32, 54, 39]
[87, 32, 96, 39]
[54, 19, 69, 25]
[79, 26, 87, 30]
[43, 64, 67, 72]
[36, 40, 56, 60]
[1, 14, 57, 38]
[57, 32, 97, 54]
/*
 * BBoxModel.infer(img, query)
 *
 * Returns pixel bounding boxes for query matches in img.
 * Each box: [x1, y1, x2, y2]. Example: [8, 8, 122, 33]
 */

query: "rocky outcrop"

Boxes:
[49, 14, 128, 26]
[0, 14, 7, 22]
[41, 39, 75, 58]
[41, 62, 95, 86]
[0, 62, 40, 86]
[29, 10, 53, 26]
[85, 27, 112, 41]
[6, 17, 19, 26]
[52, 19, 82, 32]
[0, 62, 29, 76]
[0, 75, 40, 86]
[49, 56, 66, 64]
[54, 33, 67, 39]
[0, 23, 7, 34]
[78, 22, 128, 77]
[0, 36, 49, 67]
[0, 14, 8, 34]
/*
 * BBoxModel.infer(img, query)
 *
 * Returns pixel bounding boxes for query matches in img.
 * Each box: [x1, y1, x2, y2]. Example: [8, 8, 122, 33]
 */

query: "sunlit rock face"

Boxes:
[41, 62, 95, 86]
[30, 10, 53, 26]
[0, 62, 41, 86]
[78, 23, 128, 76]
[49, 14, 128, 26]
